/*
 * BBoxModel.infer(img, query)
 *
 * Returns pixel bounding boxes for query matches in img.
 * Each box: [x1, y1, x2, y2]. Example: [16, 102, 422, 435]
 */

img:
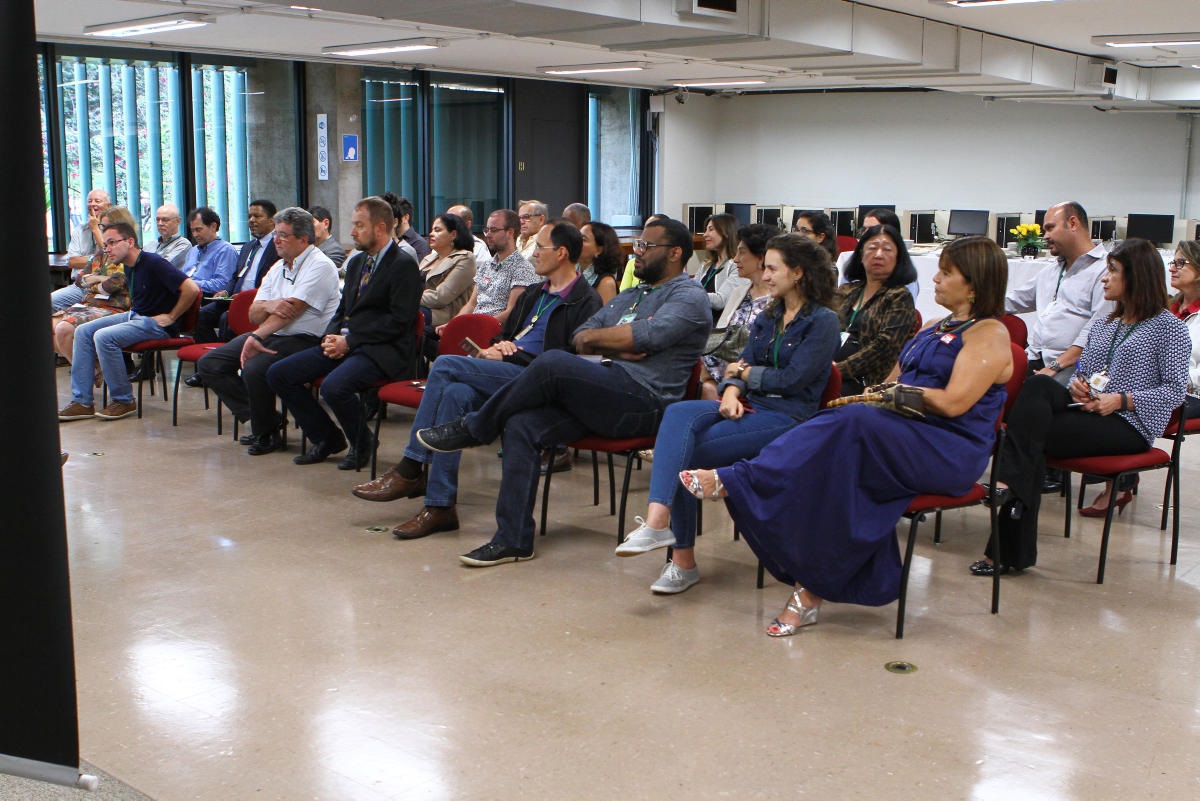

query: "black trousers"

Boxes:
[988, 374, 1146, 569]
[197, 332, 319, 435]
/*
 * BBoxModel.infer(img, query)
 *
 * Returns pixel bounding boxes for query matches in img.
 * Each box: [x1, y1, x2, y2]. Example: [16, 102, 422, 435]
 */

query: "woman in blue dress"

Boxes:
[681, 236, 1014, 636]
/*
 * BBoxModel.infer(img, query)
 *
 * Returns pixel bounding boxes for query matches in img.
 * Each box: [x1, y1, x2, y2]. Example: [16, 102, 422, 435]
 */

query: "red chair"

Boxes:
[836, 235, 858, 255]
[999, 314, 1028, 349]
[1046, 405, 1186, 584]
[538, 361, 705, 542]
[172, 289, 258, 427]
[893, 341, 1027, 638]
[118, 294, 202, 419]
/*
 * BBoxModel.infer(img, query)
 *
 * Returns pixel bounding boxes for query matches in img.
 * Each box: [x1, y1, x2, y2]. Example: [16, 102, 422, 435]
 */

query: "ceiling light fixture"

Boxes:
[322, 37, 443, 57]
[83, 13, 213, 38]
[538, 62, 647, 76]
[672, 79, 767, 88]
[1091, 33, 1200, 49]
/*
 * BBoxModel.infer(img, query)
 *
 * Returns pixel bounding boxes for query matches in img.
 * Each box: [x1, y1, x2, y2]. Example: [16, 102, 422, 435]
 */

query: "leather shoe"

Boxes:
[393, 506, 459, 540]
[416, 418, 481, 453]
[238, 433, 255, 445]
[293, 431, 348, 465]
[353, 468, 426, 502]
[337, 447, 371, 471]
[246, 432, 282, 456]
[184, 373, 204, 388]
[540, 448, 573, 475]
[969, 559, 1013, 577]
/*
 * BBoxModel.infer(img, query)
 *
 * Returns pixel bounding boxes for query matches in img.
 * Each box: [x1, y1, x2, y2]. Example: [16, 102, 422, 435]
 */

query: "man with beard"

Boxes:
[414, 217, 712, 566]
[440, 208, 538, 329]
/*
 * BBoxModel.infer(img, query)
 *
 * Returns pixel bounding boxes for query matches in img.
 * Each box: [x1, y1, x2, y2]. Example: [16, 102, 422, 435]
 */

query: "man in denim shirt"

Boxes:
[416, 218, 712, 566]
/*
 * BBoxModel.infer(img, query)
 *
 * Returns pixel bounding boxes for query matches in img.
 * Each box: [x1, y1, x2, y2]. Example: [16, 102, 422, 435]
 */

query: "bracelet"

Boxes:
[1120, 392, 1129, 411]
[248, 332, 264, 343]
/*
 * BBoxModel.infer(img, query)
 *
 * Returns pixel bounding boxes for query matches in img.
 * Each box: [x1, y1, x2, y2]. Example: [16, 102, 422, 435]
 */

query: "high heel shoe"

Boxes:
[1079, 489, 1133, 518]
[679, 469, 725, 500]
[765, 588, 820, 637]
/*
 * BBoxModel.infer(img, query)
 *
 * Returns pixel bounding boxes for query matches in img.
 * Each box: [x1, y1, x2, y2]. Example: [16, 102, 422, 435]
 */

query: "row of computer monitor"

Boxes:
[684, 204, 1194, 248]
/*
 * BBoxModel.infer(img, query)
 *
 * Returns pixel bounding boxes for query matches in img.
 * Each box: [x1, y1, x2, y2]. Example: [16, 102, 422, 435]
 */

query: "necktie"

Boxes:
[359, 253, 377, 292]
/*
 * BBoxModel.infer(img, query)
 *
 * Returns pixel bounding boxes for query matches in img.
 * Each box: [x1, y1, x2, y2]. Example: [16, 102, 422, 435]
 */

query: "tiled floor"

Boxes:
[50, 365, 1200, 800]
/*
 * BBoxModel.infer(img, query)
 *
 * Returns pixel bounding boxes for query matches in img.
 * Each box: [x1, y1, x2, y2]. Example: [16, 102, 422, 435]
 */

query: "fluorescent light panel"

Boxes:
[322, 38, 442, 57]
[673, 79, 767, 87]
[1092, 33, 1200, 49]
[83, 13, 212, 38]
[538, 62, 647, 76]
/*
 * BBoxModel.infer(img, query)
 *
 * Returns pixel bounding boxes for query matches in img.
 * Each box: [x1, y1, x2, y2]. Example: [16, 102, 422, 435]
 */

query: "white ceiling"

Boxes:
[31, 0, 1200, 108]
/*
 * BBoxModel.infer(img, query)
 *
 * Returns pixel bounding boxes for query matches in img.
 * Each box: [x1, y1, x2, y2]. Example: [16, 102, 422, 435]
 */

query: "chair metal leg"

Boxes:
[1170, 460, 1181, 564]
[933, 509, 943, 544]
[158, 352, 169, 400]
[539, 461, 554, 538]
[617, 452, 637, 542]
[591, 451, 600, 506]
[1061, 472, 1073, 539]
[1160, 460, 1174, 531]
[756, 561, 765, 589]
[171, 362, 183, 426]
[606, 453, 616, 515]
[896, 514, 924, 639]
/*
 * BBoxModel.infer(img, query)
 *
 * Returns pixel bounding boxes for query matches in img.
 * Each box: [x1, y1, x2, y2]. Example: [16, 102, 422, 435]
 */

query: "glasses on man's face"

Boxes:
[274, 231, 295, 243]
[518, 214, 543, 222]
[482, 226, 507, 234]
[101, 237, 129, 250]
[534, 243, 559, 251]
[1168, 259, 1195, 271]
[632, 240, 666, 253]
[155, 217, 176, 224]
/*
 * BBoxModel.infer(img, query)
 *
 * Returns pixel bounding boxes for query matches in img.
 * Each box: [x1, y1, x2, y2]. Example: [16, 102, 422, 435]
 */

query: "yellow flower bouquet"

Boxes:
[1009, 223, 1044, 249]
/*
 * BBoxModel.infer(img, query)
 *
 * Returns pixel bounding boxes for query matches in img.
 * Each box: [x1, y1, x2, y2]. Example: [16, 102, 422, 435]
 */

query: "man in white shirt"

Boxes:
[147, 203, 192, 269]
[196, 207, 341, 455]
[1005, 201, 1112, 379]
[447, 204, 492, 268]
[66, 189, 110, 276]
[515, 199, 548, 260]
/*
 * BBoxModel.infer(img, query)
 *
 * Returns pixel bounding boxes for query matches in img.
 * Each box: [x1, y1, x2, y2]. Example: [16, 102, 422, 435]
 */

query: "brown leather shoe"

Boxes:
[393, 506, 459, 540]
[352, 468, 426, 502]
[540, 448, 573, 475]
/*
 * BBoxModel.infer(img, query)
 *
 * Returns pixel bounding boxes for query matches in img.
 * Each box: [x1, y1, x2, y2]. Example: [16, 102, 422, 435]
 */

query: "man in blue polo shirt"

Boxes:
[58, 221, 200, 421]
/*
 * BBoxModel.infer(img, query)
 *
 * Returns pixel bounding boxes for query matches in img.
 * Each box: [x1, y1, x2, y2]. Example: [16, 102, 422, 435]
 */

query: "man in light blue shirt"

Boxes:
[181, 206, 238, 296]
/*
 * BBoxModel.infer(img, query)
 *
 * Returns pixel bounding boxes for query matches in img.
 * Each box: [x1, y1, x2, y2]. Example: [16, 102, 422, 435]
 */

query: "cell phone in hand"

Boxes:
[460, 336, 483, 356]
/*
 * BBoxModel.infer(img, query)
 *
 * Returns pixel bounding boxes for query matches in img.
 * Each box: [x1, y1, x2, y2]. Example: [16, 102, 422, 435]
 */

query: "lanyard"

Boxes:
[1105, 320, 1140, 367]
[844, 286, 870, 332]
[528, 290, 560, 324]
[1053, 264, 1066, 301]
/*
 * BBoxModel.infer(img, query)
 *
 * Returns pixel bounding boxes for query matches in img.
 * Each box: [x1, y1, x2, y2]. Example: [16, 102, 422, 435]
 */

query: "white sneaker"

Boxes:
[615, 516, 676, 556]
[650, 561, 700, 594]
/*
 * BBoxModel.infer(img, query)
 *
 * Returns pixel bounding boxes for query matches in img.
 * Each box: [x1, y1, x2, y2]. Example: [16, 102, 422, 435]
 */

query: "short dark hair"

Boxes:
[490, 208, 519, 235]
[765, 233, 836, 310]
[940, 236, 1008, 319]
[843, 224, 917, 287]
[381, 192, 413, 224]
[1056, 201, 1089, 228]
[862, 208, 901, 230]
[1108, 238, 1170, 323]
[436, 213, 475, 252]
[307, 205, 333, 226]
[189, 206, 221, 229]
[646, 218, 694, 265]
[585, 221, 624, 278]
[101, 221, 138, 243]
[356, 196, 395, 233]
[274, 207, 315, 243]
[736, 223, 776, 259]
[548, 220, 584, 263]
[249, 199, 277, 217]
[796, 210, 838, 262]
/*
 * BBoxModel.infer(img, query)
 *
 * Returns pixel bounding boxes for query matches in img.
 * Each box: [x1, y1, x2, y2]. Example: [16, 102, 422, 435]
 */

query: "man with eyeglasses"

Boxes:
[351, 219, 601, 540]
[196, 207, 342, 455]
[516, 200, 548, 260]
[441, 208, 538, 330]
[58, 221, 200, 421]
[147, 203, 192, 269]
[415, 217, 712, 567]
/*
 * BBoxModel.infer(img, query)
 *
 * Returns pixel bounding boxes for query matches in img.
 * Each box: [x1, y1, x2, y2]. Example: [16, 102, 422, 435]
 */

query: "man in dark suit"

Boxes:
[192, 199, 280, 345]
[267, 196, 422, 470]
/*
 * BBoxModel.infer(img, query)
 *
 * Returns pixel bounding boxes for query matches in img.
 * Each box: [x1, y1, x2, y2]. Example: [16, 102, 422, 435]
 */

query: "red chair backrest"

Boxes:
[227, 289, 258, 336]
[836, 235, 858, 255]
[1000, 314, 1028, 349]
[178, 292, 202, 335]
[685, 360, 704, 399]
[439, 313, 502, 357]
[820, 363, 842, 408]
[998, 341, 1028, 425]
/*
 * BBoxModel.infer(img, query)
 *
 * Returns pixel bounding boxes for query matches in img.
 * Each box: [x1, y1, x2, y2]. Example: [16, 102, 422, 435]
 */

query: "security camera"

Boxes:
[674, 88, 687, 104]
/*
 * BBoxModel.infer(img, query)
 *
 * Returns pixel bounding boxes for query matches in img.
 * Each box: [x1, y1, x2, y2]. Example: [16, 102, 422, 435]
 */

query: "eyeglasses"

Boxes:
[155, 217, 177, 223]
[1168, 259, 1195, 270]
[794, 226, 814, 235]
[518, 213, 543, 221]
[632, 240, 668, 253]
[101, 237, 130, 249]
[274, 231, 295, 242]
[534, 243, 560, 251]
[482, 226, 508, 234]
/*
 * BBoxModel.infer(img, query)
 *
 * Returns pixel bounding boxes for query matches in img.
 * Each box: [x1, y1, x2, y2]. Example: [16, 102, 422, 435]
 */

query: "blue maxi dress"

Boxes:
[717, 324, 1006, 606]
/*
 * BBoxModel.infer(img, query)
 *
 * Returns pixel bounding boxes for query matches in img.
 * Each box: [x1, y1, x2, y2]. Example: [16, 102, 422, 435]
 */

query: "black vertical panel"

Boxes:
[0, 0, 81, 780]
[511, 79, 588, 215]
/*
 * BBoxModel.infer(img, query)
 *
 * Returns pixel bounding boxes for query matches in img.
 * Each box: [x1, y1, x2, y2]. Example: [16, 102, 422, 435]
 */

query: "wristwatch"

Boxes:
[1046, 357, 1062, 372]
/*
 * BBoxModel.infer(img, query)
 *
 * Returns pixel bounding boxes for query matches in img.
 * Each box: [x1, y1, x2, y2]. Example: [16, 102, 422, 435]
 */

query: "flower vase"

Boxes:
[1020, 244, 1039, 259]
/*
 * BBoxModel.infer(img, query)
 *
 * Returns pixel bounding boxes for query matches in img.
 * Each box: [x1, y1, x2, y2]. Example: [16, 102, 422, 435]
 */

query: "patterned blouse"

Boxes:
[835, 283, 918, 390]
[702, 291, 771, 381]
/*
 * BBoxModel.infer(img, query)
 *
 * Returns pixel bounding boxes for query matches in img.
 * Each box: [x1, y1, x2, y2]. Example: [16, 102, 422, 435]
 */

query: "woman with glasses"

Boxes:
[579, 221, 623, 305]
[794, 209, 838, 264]
[835, 224, 919, 395]
[1168, 241, 1200, 419]
[697, 213, 746, 323]
[972, 238, 1189, 575]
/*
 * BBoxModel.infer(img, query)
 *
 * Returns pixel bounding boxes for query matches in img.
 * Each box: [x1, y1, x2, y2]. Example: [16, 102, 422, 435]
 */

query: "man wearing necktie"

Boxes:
[267, 196, 422, 470]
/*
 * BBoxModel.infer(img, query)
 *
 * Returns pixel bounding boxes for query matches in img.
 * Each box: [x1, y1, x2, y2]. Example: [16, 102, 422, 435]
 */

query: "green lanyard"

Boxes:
[528, 290, 559, 325]
[1105, 321, 1140, 368]
[844, 287, 869, 332]
[1053, 265, 1066, 301]
[771, 316, 791, 368]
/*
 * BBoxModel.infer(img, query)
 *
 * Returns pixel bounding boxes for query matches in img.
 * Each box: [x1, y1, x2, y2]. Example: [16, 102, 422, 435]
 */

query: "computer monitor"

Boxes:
[947, 209, 989, 238]
[995, 215, 1022, 246]
[1125, 213, 1175, 246]
[831, 209, 856, 238]
[756, 207, 782, 228]
[1034, 209, 1046, 226]
[723, 203, 752, 226]
[856, 205, 896, 226]
[1091, 219, 1117, 241]
[686, 205, 714, 235]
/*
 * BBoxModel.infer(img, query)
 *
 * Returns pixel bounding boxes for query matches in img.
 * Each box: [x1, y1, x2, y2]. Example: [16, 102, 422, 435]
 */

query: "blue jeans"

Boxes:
[70, 312, 170, 405]
[404, 355, 524, 507]
[463, 350, 667, 551]
[266, 347, 386, 447]
[646, 400, 798, 548]
[51, 284, 84, 312]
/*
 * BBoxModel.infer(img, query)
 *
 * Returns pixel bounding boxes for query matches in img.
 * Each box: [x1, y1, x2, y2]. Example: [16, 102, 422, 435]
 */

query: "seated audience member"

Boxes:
[835, 224, 919, 395]
[308, 205, 347, 270]
[352, 220, 602, 539]
[619, 213, 670, 291]
[682, 236, 1013, 635]
[1168, 240, 1200, 419]
[58, 221, 200, 422]
[975, 238, 1189, 575]
[617, 233, 840, 594]
[419, 212, 477, 333]
[516, 200, 548, 260]
[51, 206, 137, 364]
[266, 196, 422, 470]
[196, 207, 341, 455]
[699, 223, 775, 400]
[53, 189, 111, 311]
[383, 193, 430, 261]
[697, 213, 749, 322]
[794, 210, 839, 265]
[190, 205, 266, 346]
[579, 221, 623, 305]
[447, 204, 492, 269]
[440, 208, 537, 330]
[413, 217, 712, 567]
[184, 206, 242, 296]
[562, 203, 591, 229]
[147, 204, 192, 269]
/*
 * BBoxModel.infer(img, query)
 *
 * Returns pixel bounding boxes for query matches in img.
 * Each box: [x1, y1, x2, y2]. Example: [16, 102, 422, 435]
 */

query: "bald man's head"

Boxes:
[447, 204, 474, 229]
